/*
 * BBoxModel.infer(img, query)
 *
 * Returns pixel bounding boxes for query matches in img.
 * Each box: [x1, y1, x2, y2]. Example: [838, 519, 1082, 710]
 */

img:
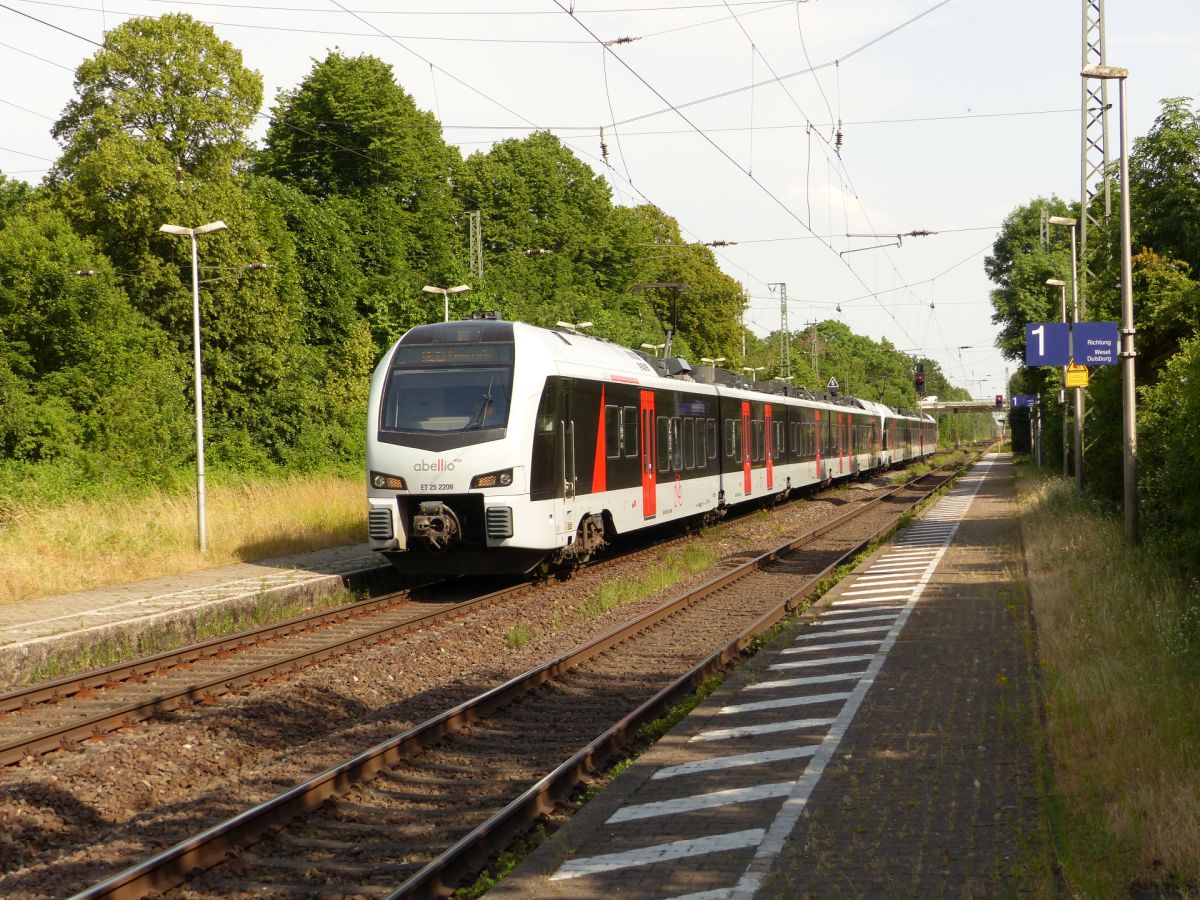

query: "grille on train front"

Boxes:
[368, 507, 394, 540]
[485, 506, 513, 540]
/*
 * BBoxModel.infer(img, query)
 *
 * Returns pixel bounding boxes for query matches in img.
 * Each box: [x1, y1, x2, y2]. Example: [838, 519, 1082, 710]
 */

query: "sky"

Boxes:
[2, 0, 1199, 402]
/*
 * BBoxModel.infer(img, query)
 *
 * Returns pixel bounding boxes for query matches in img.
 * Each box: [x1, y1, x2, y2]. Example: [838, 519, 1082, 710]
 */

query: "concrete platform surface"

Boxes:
[493, 453, 1052, 898]
[0, 544, 392, 687]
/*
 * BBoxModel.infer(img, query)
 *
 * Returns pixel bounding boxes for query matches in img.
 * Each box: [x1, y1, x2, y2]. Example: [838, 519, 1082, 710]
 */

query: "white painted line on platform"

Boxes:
[780, 639, 881, 654]
[821, 605, 904, 617]
[794, 624, 892, 640]
[850, 574, 920, 586]
[690, 717, 836, 742]
[607, 782, 794, 824]
[831, 596, 910, 606]
[804, 613, 898, 627]
[767, 653, 874, 670]
[550, 829, 766, 880]
[716, 691, 853, 715]
[728, 456, 996, 899]
[839, 585, 919, 597]
[747, 671, 865, 691]
[652, 745, 820, 780]
[666, 890, 732, 900]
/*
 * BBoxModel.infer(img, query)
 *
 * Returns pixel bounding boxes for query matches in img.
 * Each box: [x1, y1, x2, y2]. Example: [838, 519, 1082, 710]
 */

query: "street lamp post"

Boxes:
[159, 220, 228, 553]
[422, 284, 470, 323]
[1046, 277, 1069, 478]
[1048, 215, 1084, 493]
[700, 356, 726, 367]
[742, 366, 764, 382]
[1084, 63, 1137, 544]
[640, 342, 665, 357]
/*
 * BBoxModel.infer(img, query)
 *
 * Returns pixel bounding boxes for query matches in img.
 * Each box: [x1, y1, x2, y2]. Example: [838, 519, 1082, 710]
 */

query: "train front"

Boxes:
[365, 318, 547, 575]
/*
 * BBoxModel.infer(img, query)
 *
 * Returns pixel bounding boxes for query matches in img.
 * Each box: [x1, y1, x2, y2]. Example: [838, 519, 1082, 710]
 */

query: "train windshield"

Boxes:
[380, 343, 514, 434]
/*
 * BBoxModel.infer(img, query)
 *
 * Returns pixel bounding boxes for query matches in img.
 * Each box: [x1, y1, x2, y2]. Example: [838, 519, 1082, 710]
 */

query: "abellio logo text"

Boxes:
[413, 460, 456, 472]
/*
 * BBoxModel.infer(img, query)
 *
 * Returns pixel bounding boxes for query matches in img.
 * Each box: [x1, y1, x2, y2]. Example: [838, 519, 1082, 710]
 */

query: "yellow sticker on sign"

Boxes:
[1065, 361, 1089, 388]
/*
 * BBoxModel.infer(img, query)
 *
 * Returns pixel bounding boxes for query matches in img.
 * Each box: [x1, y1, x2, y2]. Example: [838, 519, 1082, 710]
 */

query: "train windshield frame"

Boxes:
[378, 342, 515, 448]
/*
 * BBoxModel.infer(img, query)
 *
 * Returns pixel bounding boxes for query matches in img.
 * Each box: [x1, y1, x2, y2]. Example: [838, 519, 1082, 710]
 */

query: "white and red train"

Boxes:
[366, 317, 936, 575]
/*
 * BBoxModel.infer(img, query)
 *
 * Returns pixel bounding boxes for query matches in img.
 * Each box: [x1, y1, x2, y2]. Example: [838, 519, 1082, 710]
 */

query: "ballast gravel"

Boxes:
[0, 480, 892, 898]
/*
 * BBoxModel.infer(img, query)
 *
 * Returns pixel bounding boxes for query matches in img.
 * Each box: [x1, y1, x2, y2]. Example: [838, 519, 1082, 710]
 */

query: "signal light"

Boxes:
[995, 394, 1004, 410]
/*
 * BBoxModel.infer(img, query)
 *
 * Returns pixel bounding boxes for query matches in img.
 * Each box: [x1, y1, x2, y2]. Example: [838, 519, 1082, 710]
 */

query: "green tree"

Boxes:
[51, 14, 262, 179]
[0, 206, 189, 475]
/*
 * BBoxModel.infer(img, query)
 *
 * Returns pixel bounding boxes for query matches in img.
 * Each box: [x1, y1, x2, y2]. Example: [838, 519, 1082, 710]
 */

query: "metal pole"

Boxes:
[443, 289, 449, 323]
[190, 233, 207, 553]
[1117, 74, 1138, 544]
[1060, 283, 1069, 478]
[1069, 225, 1084, 493]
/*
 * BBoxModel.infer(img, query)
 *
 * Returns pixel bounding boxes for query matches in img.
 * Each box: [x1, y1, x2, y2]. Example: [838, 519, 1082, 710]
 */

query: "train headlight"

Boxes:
[471, 468, 513, 489]
[370, 471, 407, 490]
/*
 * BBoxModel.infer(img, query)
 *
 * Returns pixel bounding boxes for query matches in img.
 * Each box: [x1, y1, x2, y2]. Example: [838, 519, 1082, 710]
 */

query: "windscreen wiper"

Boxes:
[463, 376, 495, 430]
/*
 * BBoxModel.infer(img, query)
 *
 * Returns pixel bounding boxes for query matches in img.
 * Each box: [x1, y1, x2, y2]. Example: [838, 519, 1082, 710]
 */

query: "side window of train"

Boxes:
[671, 417, 683, 471]
[774, 422, 784, 460]
[684, 418, 696, 469]
[657, 416, 670, 472]
[605, 405, 620, 459]
[707, 419, 718, 460]
[622, 406, 638, 457]
[724, 418, 736, 458]
[753, 420, 764, 462]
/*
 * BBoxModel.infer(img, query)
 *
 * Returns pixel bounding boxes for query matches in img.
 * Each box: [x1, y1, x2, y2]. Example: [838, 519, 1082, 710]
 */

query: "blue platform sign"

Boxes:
[1073, 322, 1119, 365]
[1010, 394, 1038, 409]
[1025, 322, 1071, 366]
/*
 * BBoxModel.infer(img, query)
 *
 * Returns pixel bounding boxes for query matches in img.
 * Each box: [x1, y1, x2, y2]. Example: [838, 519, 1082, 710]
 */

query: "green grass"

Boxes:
[27, 588, 363, 685]
[579, 543, 718, 619]
[504, 625, 533, 650]
[1017, 464, 1200, 895]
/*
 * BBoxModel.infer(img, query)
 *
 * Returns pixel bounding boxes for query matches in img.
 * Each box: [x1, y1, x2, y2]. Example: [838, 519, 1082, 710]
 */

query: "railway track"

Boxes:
[72, 463, 963, 899]
[0, 464, 921, 768]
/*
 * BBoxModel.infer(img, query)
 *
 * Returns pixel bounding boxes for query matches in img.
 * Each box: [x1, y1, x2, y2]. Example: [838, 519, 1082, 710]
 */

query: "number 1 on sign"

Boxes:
[1030, 324, 1044, 356]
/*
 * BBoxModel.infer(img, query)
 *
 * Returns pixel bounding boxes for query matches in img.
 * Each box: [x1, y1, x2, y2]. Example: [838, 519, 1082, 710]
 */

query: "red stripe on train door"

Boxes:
[741, 401, 752, 494]
[765, 404, 774, 490]
[592, 385, 607, 493]
[640, 390, 656, 519]
[815, 409, 822, 478]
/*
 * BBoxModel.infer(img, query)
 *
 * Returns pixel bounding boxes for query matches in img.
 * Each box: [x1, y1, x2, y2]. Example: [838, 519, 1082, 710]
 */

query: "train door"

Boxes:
[837, 413, 844, 474]
[764, 404, 774, 490]
[556, 380, 577, 537]
[814, 409, 822, 479]
[741, 401, 752, 494]
[640, 389, 656, 519]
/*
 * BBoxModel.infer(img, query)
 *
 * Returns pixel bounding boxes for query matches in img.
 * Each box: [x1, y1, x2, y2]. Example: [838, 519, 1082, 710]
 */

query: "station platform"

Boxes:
[0, 543, 393, 688]
[494, 453, 1051, 898]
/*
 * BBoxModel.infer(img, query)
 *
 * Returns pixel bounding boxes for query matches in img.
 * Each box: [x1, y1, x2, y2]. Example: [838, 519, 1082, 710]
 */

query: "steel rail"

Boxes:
[1, 462, 925, 765]
[73, 461, 965, 900]
[0, 582, 521, 766]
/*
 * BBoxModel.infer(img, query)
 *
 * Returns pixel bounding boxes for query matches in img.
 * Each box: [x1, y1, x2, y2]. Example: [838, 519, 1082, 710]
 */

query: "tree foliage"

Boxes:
[52, 13, 262, 179]
[990, 97, 1200, 570]
[5, 17, 980, 507]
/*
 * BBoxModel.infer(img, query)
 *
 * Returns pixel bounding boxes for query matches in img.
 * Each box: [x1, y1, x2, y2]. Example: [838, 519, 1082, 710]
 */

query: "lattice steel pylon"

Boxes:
[769, 282, 790, 379]
[468, 209, 483, 280]
[1079, 0, 1111, 317]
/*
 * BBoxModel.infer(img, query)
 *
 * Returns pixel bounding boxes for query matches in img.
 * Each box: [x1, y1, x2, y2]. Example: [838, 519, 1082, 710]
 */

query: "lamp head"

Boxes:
[1046, 278, 1066, 286]
[1082, 63, 1128, 79]
[1047, 216, 1077, 227]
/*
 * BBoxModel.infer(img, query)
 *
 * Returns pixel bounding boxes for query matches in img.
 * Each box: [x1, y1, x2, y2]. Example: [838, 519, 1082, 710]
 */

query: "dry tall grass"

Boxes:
[1020, 473, 1200, 895]
[0, 474, 366, 607]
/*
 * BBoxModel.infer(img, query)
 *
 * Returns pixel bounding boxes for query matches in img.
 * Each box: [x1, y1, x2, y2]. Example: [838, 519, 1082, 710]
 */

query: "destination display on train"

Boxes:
[393, 343, 515, 367]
